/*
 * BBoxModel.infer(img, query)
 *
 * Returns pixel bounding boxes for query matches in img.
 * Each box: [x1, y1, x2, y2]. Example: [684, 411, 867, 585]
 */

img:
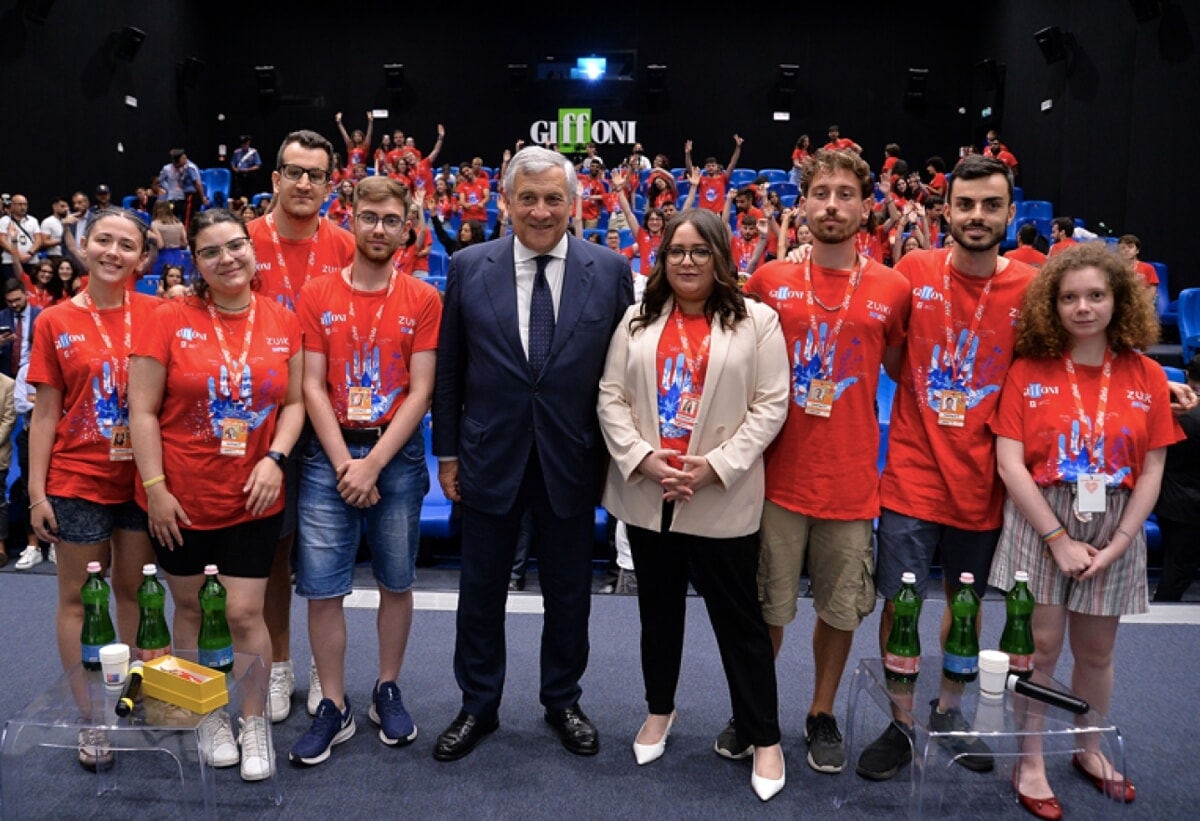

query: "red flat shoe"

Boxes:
[1072, 753, 1136, 803]
[1013, 769, 1064, 821]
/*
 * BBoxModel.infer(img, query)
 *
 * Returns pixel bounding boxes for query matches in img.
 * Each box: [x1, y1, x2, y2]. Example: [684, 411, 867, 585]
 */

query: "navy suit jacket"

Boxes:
[433, 233, 633, 519]
[0, 305, 40, 379]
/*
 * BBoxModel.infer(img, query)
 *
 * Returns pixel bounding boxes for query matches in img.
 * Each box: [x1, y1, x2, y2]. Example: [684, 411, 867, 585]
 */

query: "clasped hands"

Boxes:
[637, 449, 716, 503]
[1048, 535, 1116, 582]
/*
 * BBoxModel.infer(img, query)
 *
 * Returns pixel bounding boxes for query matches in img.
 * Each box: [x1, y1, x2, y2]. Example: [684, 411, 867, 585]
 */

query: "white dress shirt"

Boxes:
[513, 235, 568, 359]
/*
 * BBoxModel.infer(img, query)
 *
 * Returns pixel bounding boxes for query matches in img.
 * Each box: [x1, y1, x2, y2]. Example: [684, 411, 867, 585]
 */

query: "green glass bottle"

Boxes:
[999, 570, 1036, 678]
[135, 563, 172, 662]
[197, 565, 234, 673]
[942, 572, 980, 683]
[80, 561, 116, 671]
[884, 571, 922, 683]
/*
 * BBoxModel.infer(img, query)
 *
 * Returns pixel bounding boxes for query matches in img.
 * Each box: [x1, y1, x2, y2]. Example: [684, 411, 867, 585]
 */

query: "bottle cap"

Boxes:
[1014, 570, 1029, 582]
[204, 564, 219, 575]
[900, 571, 916, 584]
[142, 564, 157, 575]
[87, 561, 102, 573]
[959, 572, 975, 585]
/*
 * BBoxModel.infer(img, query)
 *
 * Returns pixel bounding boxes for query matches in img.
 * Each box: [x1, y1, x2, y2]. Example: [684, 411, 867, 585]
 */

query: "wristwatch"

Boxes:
[266, 450, 288, 470]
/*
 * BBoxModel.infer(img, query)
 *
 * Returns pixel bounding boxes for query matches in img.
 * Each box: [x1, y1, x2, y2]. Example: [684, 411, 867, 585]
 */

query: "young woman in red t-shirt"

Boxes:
[989, 244, 1182, 816]
[27, 209, 160, 767]
[20, 258, 56, 308]
[326, 180, 355, 232]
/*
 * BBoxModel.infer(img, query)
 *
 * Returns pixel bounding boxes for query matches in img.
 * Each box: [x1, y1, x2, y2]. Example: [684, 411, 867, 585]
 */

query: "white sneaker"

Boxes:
[48, 544, 56, 565]
[307, 659, 323, 716]
[15, 545, 43, 570]
[199, 711, 239, 768]
[268, 661, 294, 723]
[238, 715, 275, 781]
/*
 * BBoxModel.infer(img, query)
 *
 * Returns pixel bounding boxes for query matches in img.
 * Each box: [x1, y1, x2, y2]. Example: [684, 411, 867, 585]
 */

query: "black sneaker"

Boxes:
[713, 717, 753, 760]
[805, 712, 845, 773]
[855, 722, 914, 781]
[928, 699, 994, 772]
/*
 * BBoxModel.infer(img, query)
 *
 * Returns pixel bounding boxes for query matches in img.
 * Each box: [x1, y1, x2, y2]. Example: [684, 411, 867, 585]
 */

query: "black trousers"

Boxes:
[626, 504, 781, 748]
[454, 446, 594, 718]
[1153, 517, 1199, 601]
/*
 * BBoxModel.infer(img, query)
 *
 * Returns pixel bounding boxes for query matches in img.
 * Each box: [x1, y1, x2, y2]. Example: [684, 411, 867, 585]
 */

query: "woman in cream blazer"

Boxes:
[597, 209, 790, 801]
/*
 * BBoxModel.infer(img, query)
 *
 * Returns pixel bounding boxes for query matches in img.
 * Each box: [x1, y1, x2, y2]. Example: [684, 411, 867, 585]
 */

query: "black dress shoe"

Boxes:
[508, 578, 525, 592]
[433, 710, 499, 762]
[545, 704, 599, 756]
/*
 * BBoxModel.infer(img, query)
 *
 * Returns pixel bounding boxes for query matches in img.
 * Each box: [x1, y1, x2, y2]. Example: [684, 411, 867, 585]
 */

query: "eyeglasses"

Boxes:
[355, 212, 406, 231]
[665, 247, 713, 265]
[278, 164, 330, 185]
[195, 237, 252, 262]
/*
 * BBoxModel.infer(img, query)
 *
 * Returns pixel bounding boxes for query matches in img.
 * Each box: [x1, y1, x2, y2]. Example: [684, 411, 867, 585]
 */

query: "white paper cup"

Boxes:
[978, 649, 1010, 698]
[99, 643, 130, 688]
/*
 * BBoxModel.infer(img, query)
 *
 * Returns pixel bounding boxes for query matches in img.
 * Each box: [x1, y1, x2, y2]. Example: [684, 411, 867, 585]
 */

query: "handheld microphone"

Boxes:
[115, 662, 145, 718]
[1006, 673, 1089, 714]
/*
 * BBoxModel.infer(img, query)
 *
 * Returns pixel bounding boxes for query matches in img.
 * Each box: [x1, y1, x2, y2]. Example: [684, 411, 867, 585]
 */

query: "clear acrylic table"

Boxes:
[838, 656, 1127, 819]
[1, 650, 282, 820]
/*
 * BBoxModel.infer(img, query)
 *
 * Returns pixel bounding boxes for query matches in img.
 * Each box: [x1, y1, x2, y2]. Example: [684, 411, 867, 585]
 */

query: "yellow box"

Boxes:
[142, 655, 229, 715]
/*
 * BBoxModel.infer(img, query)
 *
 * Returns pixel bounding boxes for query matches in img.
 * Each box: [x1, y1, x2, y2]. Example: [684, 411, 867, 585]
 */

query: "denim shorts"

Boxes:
[874, 508, 1000, 600]
[294, 427, 428, 598]
[48, 497, 148, 545]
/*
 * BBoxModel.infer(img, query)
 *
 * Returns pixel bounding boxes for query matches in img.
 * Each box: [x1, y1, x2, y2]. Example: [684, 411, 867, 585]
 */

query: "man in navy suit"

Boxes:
[1, 279, 39, 379]
[432, 146, 633, 761]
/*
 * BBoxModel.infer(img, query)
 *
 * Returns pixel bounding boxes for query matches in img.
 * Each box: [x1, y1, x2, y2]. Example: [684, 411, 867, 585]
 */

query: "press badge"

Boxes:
[1075, 473, 1107, 513]
[219, 419, 248, 457]
[347, 387, 373, 422]
[936, 390, 966, 427]
[675, 392, 701, 431]
[109, 425, 133, 461]
[806, 379, 835, 418]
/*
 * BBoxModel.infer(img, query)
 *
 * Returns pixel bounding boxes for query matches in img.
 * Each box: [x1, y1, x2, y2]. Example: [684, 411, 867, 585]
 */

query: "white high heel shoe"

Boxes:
[632, 712, 676, 765]
[751, 749, 786, 801]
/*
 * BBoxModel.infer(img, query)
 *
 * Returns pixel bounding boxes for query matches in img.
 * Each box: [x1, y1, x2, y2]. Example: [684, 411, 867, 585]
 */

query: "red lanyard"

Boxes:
[804, 256, 864, 366]
[266, 213, 320, 299]
[347, 267, 399, 355]
[1063, 349, 1113, 469]
[82, 292, 131, 394]
[206, 296, 257, 402]
[672, 303, 712, 386]
[941, 257, 994, 383]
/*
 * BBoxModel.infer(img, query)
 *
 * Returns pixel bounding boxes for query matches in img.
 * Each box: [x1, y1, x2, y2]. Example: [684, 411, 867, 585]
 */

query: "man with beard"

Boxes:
[248, 130, 356, 725]
[290, 175, 442, 765]
[731, 150, 910, 773]
[856, 154, 1032, 782]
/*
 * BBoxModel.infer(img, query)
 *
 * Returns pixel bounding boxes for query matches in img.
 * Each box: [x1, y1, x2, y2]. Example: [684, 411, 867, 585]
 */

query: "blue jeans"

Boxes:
[295, 428, 428, 598]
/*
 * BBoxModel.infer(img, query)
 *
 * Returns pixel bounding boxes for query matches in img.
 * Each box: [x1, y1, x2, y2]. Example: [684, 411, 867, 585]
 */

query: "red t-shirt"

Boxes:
[824, 137, 857, 151]
[856, 228, 887, 264]
[1004, 246, 1046, 267]
[412, 230, 433, 273]
[696, 172, 728, 213]
[731, 234, 757, 274]
[882, 156, 899, 175]
[297, 271, 442, 428]
[1047, 237, 1078, 258]
[928, 172, 947, 196]
[435, 194, 459, 220]
[1133, 261, 1159, 287]
[247, 216, 357, 311]
[880, 250, 1036, 530]
[347, 145, 369, 167]
[457, 179, 490, 222]
[22, 276, 54, 309]
[746, 259, 910, 519]
[577, 175, 606, 221]
[655, 310, 712, 466]
[27, 293, 161, 504]
[131, 296, 301, 528]
[325, 198, 353, 232]
[633, 229, 663, 273]
[990, 352, 1182, 489]
[410, 158, 435, 200]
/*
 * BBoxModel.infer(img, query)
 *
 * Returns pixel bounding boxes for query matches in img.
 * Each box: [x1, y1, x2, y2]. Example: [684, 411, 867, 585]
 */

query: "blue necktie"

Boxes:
[528, 255, 554, 375]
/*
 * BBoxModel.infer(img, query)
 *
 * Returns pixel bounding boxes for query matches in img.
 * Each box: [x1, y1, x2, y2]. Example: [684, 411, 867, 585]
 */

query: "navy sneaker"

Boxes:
[289, 697, 356, 766]
[369, 680, 418, 746]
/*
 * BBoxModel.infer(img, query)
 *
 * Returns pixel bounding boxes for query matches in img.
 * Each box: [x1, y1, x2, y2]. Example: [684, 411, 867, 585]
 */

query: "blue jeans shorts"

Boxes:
[294, 427, 428, 599]
[48, 497, 147, 545]
[874, 508, 1000, 600]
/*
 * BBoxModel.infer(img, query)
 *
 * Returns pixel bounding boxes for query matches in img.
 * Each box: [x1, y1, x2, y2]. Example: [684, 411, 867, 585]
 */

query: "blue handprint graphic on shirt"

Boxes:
[658, 353, 695, 439]
[1054, 418, 1131, 486]
[924, 327, 1001, 411]
[207, 364, 274, 438]
[790, 322, 858, 408]
[345, 345, 403, 423]
[91, 361, 127, 438]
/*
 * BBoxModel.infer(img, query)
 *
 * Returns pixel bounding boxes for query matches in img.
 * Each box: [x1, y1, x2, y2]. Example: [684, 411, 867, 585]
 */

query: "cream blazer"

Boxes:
[597, 298, 788, 538]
